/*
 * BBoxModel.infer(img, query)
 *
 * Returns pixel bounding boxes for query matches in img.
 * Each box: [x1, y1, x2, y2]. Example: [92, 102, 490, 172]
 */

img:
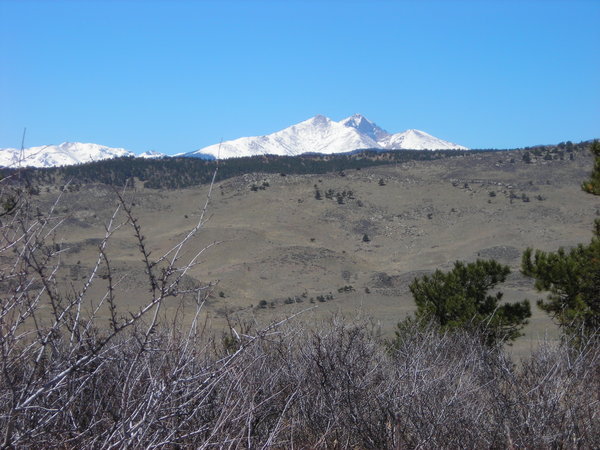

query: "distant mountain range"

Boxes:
[0, 142, 135, 169]
[0, 115, 467, 168]
[0, 143, 167, 168]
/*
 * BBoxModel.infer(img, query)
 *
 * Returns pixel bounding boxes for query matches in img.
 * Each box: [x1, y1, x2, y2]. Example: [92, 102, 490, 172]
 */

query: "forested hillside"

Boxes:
[2, 140, 589, 190]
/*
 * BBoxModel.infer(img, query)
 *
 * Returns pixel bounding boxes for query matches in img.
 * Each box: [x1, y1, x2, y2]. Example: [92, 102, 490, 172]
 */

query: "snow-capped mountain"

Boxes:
[192, 115, 380, 159]
[138, 150, 166, 159]
[378, 129, 467, 151]
[0, 142, 135, 168]
[340, 114, 468, 150]
[190, 114, 467, 159]
[339, 114, 468, 151]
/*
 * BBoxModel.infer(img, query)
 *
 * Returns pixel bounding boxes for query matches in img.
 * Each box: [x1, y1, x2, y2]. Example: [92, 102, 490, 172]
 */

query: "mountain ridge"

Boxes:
[0, 142, 134, 168]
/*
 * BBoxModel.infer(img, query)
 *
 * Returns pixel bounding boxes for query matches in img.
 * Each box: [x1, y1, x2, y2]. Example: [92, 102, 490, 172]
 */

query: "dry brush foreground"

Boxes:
[0, 177, 598, 448]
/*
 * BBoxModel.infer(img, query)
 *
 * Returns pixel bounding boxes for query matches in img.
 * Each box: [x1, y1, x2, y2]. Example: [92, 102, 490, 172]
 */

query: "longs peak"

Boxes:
[190, 115, 468, 159]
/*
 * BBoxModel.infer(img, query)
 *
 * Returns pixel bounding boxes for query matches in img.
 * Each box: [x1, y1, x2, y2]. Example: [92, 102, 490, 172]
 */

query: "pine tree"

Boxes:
[408, 260, 531, 347]
[582, 140, 600, 195]
[522, 230, 600, 343]
[522, 140, 600, 344]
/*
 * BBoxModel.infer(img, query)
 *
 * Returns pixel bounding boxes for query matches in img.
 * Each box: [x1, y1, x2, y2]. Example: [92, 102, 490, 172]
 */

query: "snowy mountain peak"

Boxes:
[341, 114, 374, 128]
[379, 128, 468, 151]
[304, 115, 332, 128]
[340, 114, 390, 142]
[0, 142, 135, 168]
[191, 115, 380, 159]
[139, 150, 166, 159]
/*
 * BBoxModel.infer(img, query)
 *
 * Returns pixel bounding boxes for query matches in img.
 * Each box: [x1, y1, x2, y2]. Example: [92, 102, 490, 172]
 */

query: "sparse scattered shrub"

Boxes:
[337, 285, 355, 293]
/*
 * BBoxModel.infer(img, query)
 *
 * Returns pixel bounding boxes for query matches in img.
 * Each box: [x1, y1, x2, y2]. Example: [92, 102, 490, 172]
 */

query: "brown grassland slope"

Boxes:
[38, 148, 597, 353]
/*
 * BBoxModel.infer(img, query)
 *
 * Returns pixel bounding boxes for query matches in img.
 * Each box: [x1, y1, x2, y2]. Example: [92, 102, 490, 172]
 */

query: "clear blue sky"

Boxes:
[1, 0, 599, 154]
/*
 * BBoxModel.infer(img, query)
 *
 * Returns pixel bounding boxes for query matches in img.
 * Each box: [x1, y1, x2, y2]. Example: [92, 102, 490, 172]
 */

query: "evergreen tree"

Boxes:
[522, 230, 600, 343]
[522, 140, 600, 344]
[582, 140, 600, 195]
[408, 260, 531, 347]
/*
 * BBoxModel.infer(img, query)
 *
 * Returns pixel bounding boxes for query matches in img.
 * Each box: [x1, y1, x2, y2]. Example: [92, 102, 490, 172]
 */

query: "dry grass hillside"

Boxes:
[38, 149, 598, 353]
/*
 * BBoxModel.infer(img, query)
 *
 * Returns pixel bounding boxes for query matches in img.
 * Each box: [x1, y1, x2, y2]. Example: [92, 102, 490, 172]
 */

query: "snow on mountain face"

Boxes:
[138, 150, 166, 159]
[192, 115, 380, 159]
[341, 115, 467, 150]
[191, 114, 468, 159]
[379, 129, 469, 151]
[0, 142, 134, 168]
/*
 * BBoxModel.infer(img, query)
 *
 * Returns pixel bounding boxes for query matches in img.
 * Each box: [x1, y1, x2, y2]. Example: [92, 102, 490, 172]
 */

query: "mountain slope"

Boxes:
[0, 142, 134, 168]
